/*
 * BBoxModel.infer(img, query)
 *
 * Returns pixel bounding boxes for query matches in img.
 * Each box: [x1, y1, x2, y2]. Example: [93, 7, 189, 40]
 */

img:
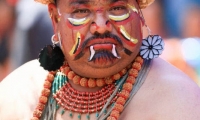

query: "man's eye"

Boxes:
[74, 9, 90, 13]
[109, 6, 128, 15]
[110, 6, 126, 11]
[72, 9, 91, 18]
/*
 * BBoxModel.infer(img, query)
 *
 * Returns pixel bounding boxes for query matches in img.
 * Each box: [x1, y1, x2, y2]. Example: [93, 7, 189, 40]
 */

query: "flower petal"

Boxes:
[153, 45, 162, 50]
[160, 40, 165, 47]
[152, 49, 159, 55]
[143, 50, 150, 59]
[140, 46, 148, 50]
[158, 49, 163, 54]
[140, 49, 148, 55]
[149, 50, 154, 59]
[142, 39, 150, 46]
[152, 35, 158, 45]
[147, 36, 153, 45]
[153, 38, 162, 46]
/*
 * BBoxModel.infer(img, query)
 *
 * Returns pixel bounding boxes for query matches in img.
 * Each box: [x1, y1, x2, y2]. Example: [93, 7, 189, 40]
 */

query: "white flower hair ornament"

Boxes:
[140, 35, 164, 59]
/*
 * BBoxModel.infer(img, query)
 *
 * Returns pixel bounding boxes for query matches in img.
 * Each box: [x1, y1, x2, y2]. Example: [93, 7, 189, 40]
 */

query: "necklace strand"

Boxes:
[31, 56, 143, 120]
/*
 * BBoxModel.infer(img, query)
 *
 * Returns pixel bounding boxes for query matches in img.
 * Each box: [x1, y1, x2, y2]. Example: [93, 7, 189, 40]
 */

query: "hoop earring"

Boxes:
[38, 34, 65, 71]
[139, 9, 164, 59]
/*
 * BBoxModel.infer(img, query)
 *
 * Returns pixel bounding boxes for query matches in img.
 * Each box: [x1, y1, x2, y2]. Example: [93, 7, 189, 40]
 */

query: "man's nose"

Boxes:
[90, 14, 113, 34]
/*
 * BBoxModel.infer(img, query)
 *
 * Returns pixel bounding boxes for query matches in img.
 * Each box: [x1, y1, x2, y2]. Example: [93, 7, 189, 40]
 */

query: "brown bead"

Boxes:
[116, 97, 126, 105]
[135, 56, 143, 65]
[105, 77, 113, 84]
[110, 110, 120, 118]
[132, 62, 141, 70]
[119, 68, 127, 76]
[47, 73, 54, 82]
[123, 83, 133, 92]
[68, 71, 75, 80]
[73, 75, 81, 85]
[64, 66, 70, 74]
[126, 76, 136, 84]
[41, 88, 50, 96]
[44, 81, 51, 88]
[112, 73, 121, 80]
[113, 104, 124, 112]
[96, 78, 105, 87]
[36, 103, 45, 111]
[33, 110, 42, 118]
[118, 90, 130, 99]
[129, 68, 138, 77]
[39, 96, 48, 104]
[88, 78, 96, 88]
[80, 78, 88, 87]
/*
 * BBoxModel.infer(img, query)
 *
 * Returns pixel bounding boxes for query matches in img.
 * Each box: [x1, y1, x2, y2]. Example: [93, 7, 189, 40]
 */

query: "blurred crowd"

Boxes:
[0, 0, 200, 85]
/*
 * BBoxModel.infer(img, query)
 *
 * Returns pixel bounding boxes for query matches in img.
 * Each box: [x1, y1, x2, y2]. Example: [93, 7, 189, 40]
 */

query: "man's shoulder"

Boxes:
[0, 59, 48, 120]
[121, 58, 200, 120]
[1, 59, 48, 86]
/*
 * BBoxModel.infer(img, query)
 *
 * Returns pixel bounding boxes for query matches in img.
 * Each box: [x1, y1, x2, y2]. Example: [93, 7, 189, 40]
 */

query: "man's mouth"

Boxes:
[88, 44, 121, 61]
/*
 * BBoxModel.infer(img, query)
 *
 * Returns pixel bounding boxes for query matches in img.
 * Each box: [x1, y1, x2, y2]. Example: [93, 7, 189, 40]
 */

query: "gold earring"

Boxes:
[49, 13, 53, 18]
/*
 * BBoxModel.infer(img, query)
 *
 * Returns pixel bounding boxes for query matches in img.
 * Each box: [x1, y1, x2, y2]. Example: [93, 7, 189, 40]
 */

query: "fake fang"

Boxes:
[119, 25, 138, 44]
[69, 32, 81, 55]
[89, 44, 121, 61]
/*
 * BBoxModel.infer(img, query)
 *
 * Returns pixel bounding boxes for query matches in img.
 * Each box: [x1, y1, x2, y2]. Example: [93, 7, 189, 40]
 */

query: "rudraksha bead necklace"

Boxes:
[31, 56, 143, 120]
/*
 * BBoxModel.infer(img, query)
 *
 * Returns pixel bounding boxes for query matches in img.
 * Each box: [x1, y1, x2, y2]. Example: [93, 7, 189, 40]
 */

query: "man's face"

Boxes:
[49, 0, 143, 78]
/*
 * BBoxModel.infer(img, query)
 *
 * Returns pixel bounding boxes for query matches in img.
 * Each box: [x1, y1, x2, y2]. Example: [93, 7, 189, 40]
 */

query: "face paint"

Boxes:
[119, 25, 138, 44]
[57, 9, 62, 22]
[108, 12, 130, 22]
[69, 32, 81, 56]
[68, 17, 90, 26]
[127, 4, 138, 13]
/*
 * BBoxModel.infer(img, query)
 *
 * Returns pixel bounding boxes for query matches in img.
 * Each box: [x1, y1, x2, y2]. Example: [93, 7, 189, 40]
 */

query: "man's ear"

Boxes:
[48, 3, 60, 33]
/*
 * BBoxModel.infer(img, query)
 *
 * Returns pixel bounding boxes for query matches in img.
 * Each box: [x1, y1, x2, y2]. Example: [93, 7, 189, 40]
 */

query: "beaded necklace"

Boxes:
[31, 56, 144, 120]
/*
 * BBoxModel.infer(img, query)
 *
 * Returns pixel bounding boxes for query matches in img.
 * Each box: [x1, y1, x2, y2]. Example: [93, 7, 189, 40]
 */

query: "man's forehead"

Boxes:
[68, 0, 129, 5]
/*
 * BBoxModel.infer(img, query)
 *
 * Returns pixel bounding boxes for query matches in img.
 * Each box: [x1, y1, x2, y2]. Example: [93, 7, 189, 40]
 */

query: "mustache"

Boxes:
[74, 32, 132, 60]
[82, 32, 123, 47]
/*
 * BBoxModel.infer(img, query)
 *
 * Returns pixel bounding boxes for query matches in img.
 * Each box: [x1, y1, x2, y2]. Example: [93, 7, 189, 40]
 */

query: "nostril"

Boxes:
[91, 22, 95, 24]
[105, 20, 109, 25]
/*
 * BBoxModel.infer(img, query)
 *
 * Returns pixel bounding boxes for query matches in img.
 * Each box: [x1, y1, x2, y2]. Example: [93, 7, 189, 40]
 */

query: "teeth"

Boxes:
[112, 44, 121, 59]
[89, 46, 95, 61]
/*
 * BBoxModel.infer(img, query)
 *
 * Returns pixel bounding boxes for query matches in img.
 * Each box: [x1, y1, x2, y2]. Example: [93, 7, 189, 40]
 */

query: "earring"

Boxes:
[139, 14, 164, 60]
[38, 34, 65, 71]
[140, 35, 164, 59]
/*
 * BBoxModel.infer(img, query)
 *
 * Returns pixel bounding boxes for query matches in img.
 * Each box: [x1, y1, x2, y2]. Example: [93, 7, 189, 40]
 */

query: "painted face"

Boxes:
[50, 0, 143, 78]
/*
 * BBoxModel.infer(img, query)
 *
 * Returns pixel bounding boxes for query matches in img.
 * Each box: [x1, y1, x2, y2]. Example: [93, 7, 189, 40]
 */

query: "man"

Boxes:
[0, 0, 200, 120]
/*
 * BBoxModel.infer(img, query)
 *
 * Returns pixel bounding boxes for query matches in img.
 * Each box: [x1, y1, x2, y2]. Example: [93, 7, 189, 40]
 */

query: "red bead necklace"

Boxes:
[54, 83, 117, 114]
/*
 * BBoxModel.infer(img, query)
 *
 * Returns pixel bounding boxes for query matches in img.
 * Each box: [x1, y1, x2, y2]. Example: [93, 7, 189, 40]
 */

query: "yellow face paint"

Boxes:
[69, 32, 81, 55]
[108, 12, 130, 21]
[68, 17, 90, 26]
[127, 4, 138, 13]
[119, 25, 138, 44]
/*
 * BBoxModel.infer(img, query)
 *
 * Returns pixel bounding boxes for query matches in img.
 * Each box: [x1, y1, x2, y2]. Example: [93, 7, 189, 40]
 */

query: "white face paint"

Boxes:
[68, 17, 90, 26]
[108, 12, 130, 21]
[127, 4, 138, 13]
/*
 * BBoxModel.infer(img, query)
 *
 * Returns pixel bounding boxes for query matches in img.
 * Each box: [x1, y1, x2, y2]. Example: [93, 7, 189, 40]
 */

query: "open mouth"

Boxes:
[88, 43, 121, 62]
